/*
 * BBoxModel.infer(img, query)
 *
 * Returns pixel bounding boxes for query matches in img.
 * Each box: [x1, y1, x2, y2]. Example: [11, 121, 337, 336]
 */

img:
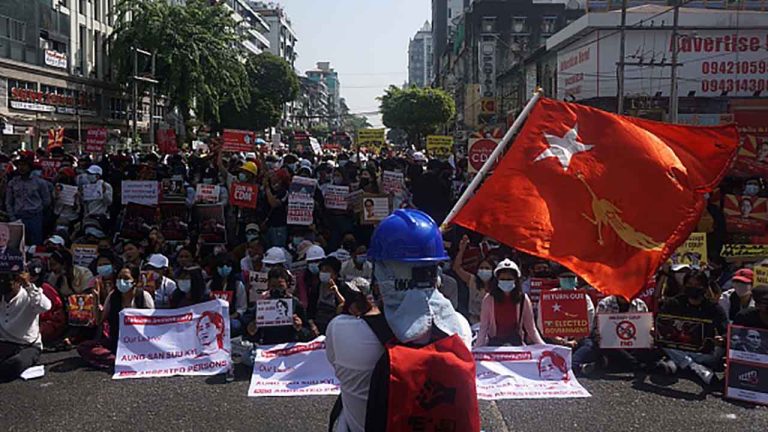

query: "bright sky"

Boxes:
[277, 0, 431, 127]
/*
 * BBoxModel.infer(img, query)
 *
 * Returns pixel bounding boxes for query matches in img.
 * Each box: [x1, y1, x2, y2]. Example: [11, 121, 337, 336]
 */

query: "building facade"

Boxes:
[250, 1, 297, 67]
[306, 62, 341, 128]
[223, 0, 271, 56]
[408, 21, 433, 88]
[295, 75, 329, 130]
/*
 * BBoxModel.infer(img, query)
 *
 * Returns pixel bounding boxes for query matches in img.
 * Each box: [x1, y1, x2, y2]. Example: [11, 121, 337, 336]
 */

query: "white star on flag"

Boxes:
[534, 124, 594, 171]
[552, 303, 562, 313]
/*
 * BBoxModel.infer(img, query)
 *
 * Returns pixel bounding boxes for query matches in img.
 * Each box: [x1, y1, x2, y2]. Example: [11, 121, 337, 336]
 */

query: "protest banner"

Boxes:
[159, 203, 188, 241]
[40, 158, 62, 180]
[256, 299, 294, 327]
[47, 127, 64, 150]
[113, 299, 231, 379]
[67, 293, 97, 327]
[122, 181, 159, 206]
[138, 270, 160, 296]
[71, 243, 98, 268]
[156, 128, 178, 154]
[655, 314, 712, 352]
[721, 243, 768, 261]
[160, 177, 186, 202]
[245, 270, 269, 303]
[539, 290, 590, 338]
[726, 325, 768, 405]
[85, 128, 107, 153]
[287, 176, 317, 226]
[724, 195, 768, 234]
[668, 232, 708, 269]
[474, 344, 591, 400]
[229, 182, 258, 209]
[527, 278, 559, 309]
[82, 182, 103, 201]
[195, 184, 221, 204]
[222, 129, 256, 152]
[361, 194, 391, 225]
[121, 203, 157, 240]
[0, 222, 25, 273]
[324, 185, 349, 211]
[57, 184, 78, 207]
[597, 312, 654, 349]
[426, 135, 453, 159]
[248, 338, 340, 397]
[357, 128, 386, 151]
[380, 170, 405, 195]
[732, 111, 768, 177]
[195, 204, 227, 244]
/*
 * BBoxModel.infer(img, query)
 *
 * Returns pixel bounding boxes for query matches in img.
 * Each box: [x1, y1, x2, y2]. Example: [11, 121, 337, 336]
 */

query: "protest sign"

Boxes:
[71, 243, 98, 268]
[324, 185, 349, 211]
[726, 325, 768, 405]
[156, 128, 178, 154]
[539, 290, 590, 338]
[121, 203, 157, 240]
[122, 181, 159, 206]
[67, 293, 97, 327]
[597, 312, 653, 349]
[732, 111, 768, 177]
[287, 176, 317, 226]
[468, 138, 499, 174]
[138, 270, 160, 296]
[195, 204, 226, 244]
[655, 314, 712, 352]
[724, 194, 767, 234]
[474, 344, 591, 400]
[527, 278, 559, 309]
[361, 194, 391, 225]
[159, 203, 188, 241]
[380, 170, 405, 195]
[755, 266, 768, 286]
[669, 232, 708, 269]
[229, 182, 258, 209]
[347, 189, 364, 213]
[222, 129, 256, 152]
[245, 271, 268, 303]
[0, 222, 25, 273]
[721, 243, 768, 260]
[82, 182, 103, 201]
[426, 135, 453, 159]
[211, 291, 233, 305]
[357, 128, 385, 151]
[85, 128, 107, 153]
[160, 178, 186, 202]
[248, 338, 340, 397]
[113, 300, 231, 379]
[57, 184, 78, 207]
[195, 184, 221, 204]
[40, 158, 62, 180]
[256, 299, 294, 327]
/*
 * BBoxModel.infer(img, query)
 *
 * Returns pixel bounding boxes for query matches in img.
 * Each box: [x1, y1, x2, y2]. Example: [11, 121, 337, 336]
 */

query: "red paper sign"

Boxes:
[467, 138, 498, 173]
[229, 182, 258, 209]
[539, 289, 590, 338]
[222, 129, 256, 152]
[40, 158, 62, 180]
[85, 128, 107, 153]
[157, 128, 178, 154]
[732, 110, 768, 177]
[67, 293, 96, 327]
[528, 278, 560, 308]
[211, 290, 233, 305]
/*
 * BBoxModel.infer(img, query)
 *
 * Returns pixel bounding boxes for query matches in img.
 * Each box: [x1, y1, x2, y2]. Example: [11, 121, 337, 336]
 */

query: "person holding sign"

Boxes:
[719, 269, 756, 322]
[206, 254, 247, 336]
[536, 271, 595, 349]
[6, 154, 51, 246]
[81, 165, 113, 227]
[244, 267, 313, 345]
[52, 168, 81, 228]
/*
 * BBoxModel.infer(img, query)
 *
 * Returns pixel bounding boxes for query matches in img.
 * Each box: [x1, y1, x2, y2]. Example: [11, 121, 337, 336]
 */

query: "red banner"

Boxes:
[222, 129, 255, 153]
[211, 290, 233, 305]
[85, 128, 107, 153]
[539, 289, 590, 338]
[47, 128, 64, 150]
[732, 110, 768, 177]
[157, 128, 179, 154]
[40, 158, 62, 180]
[229, 182, 258, 209]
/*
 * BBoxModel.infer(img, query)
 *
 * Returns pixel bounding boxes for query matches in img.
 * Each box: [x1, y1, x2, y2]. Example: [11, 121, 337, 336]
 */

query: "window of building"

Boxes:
[541, 16, 557, 35]
[8, 79, 36, 91]
[109, 96, 127, 120]
[512, 16, 528, 34]
[0, 15, 26, 42]
[481, 16, 496, 34]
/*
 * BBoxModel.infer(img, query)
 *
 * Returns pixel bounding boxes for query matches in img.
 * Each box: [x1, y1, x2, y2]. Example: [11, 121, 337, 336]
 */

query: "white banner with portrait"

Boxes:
[113, 300, 231, 379]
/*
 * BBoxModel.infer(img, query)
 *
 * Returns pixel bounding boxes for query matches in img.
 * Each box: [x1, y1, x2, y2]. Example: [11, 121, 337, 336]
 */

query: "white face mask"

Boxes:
[477, 269, 493, 282]
[498, 280, 516, 293]
[116, 279, 133, 293]
[177, 279, 192, 293]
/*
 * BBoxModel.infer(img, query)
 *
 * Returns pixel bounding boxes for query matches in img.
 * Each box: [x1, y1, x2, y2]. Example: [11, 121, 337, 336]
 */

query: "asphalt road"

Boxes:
[1, 351, 767, 432]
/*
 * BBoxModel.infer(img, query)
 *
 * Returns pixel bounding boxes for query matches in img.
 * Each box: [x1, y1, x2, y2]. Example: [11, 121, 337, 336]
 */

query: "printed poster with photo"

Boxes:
[195, 204, 227, 244]
[71, 243, 98, 268]
[732, 110, 768, 177]
[726, 325, 768, 405]
[67, 293, 97, 327]
[655, 314, 712, 352]
[0, 222, 25, 273]
[360, 194, 391, 225]
[256, 299, 294, 327]
[161, 177, 186, 202]
[668, 232, 708, 269]
[287, 176, 317, 226]
[159, 203, 189, 241]
[724, 194, 767, 234]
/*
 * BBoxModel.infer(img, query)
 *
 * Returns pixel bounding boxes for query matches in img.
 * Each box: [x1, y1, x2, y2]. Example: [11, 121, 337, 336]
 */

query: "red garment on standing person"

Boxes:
[494, 297, 519, 341]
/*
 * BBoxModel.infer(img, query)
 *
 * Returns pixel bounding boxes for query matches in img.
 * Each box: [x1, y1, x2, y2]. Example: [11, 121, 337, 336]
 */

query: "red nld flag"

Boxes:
[453, 98, 739, 300]
[47, 128, 64, 150]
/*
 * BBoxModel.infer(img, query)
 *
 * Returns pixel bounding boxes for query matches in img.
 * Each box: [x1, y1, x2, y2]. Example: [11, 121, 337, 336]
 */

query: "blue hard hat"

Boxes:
[368, 209, 449, 263]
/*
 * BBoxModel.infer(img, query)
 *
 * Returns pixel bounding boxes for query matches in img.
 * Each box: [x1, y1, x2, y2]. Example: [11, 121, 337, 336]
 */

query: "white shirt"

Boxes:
[154, 276, 178, 309]
[340, 260, 372, 282]
[0, 284, 52, 349]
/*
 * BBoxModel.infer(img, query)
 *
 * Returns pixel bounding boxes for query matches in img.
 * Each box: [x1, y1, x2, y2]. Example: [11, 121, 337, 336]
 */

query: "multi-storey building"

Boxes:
[306, 62, 341, 127]
[408, 21, 433, 88]
[249, 1, 297, 67]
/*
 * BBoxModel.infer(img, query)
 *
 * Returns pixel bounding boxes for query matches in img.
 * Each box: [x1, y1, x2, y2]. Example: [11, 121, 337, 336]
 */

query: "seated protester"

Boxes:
[314, 256, 348, 335]
[240, 239, 266, 273]
[121, 240, 145, 269]
[170, 266, 209, 309]
[0, 272, 51, 382]
[453, 235, 498, 324]
[296, 245, 325, 312]
[88, 253, 123, 307]
[262, 246, 290, 271]
[77, 267, 154, 369]
[719, 268, 755, 322]
[244, 267, 313, 345]
[537, 270, 595, 350]
[207, 255, 247, 337]
[656, 270, 727, 386]
[476, 259, 544, 347]
[173, 246, 198, 278]
[28, 259, 66, 346]
[340, 245, 373, 282]
[658, 263, 693, 307]
[47, 249, 94, 298]
[231, 223, 261, 266]
[572, 295, 654, 376]
[144, 254, 177, 308]
[733, 284, 768, 330]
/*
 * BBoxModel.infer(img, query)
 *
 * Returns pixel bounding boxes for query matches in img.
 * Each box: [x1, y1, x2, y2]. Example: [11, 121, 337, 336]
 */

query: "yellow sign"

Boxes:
[426, 135, 453, 159]
[721, 243, 768, 260]
[357, 128, 386, 151]
[669, 232, 708, 268]
[755, 266, 768, 286]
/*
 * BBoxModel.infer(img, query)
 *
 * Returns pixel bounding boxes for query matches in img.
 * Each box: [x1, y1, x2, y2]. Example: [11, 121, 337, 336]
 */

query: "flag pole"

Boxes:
[441, 90, 542, 231]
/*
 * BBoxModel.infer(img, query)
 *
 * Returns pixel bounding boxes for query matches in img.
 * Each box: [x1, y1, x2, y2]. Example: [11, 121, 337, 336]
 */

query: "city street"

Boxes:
[1, 350, 766, 432]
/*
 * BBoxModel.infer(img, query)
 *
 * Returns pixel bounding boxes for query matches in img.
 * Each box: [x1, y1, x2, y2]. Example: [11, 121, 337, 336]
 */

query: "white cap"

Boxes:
[412, 151, 427, 163]
[305, 245, 326, 262]
[146, 254, 169, 269]
[671, 263, 691, 272]
[46, 235, 65, 246]
[87, 165, 103, 175]
[263, 247, 287, 265]
[348, 277, 371, 295]
[494, 258, 521, 277]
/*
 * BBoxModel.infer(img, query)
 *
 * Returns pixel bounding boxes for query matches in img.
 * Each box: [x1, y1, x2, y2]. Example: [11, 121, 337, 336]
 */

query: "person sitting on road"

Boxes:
[206, 254, 247, 337]
[171, 265, 209, 309]
[537, 270, 596, 354]
[295, 245, 325, 313]
[143, 254, 177, 309]
[719, 268, 755, 322]
[733, 284, 768, 330]
[313, 256, 348, 335]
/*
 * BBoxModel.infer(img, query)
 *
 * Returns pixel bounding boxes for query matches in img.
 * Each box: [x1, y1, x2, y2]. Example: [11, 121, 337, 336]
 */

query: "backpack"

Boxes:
[361, 314, 480, 432]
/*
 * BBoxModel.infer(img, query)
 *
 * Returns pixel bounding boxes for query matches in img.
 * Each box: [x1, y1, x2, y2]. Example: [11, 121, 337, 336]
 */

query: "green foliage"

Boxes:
[219, 53, 300, 131]
[379, 86, 455, 146]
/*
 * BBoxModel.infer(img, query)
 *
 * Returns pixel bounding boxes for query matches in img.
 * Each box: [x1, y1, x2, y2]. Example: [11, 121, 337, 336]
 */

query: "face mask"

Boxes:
[733, 282, 751, 297]
[246, 233, 259, 242]
[177, 279, 192, 293]
[498, 280, 516, 293]
[238, 172, 248, 182]
[477, 269, 493, 282]
[319, 272, 332, 283]
[218, 265, 232, 277]
[355, 255, 366, 266]
[559, 277, 578, 290]
[88, 174, 98, 183]
[116, 279, 133, 293]
[308, 263, 320, 274]
[745, 184, 760, 196]
[97, 264, 113, 277]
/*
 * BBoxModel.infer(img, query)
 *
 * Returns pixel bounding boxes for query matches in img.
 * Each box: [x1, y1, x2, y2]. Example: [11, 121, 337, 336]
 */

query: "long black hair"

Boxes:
[171, 266, 206, 307]
[209, 254, 238, 292]
[490, 269, 523, 304]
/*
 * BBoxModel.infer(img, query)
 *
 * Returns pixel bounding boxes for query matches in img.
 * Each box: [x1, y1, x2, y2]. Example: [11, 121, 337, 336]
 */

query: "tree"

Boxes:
[217, 53, 300, 131]
[111, 0, 249, 135]
[379, 86, 455, 147]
